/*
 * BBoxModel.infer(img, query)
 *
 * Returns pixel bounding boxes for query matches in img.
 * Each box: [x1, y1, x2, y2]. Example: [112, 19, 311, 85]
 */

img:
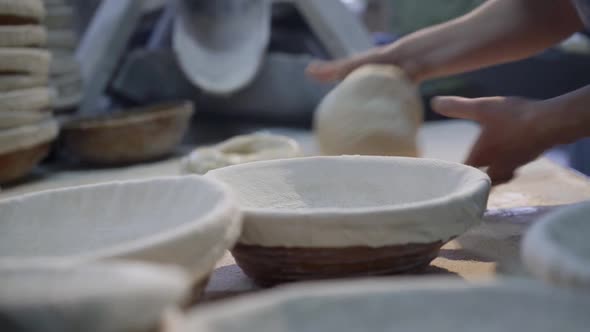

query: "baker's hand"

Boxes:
[306, 46, 424, 83]
[306, 47, 390, 82]
[431, 96, 554, 185]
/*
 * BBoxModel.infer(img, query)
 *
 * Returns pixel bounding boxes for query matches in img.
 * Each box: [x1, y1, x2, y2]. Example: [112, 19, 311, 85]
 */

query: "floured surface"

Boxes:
[173, 0, 270, 94]
[0, 261, 189, 332]
[184, 279, 590, 332]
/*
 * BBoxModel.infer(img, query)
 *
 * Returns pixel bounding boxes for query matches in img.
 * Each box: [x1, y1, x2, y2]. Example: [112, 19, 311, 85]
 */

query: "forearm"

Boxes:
[390, 0, 583, 81]
[532, 85, 590, 146]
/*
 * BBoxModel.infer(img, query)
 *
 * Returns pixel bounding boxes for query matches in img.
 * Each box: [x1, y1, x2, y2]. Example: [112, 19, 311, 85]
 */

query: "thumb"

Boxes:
[431, 96, 507, 121]
[306, 48, 390, 82]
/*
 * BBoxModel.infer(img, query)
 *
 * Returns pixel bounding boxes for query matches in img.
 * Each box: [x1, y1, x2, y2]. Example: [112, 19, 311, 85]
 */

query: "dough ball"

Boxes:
[182, 133, 303, 174]
[314, 64, 423, 157]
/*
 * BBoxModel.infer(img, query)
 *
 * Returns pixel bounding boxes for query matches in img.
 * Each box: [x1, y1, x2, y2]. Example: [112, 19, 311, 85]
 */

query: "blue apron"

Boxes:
[572, 0, 590, 27]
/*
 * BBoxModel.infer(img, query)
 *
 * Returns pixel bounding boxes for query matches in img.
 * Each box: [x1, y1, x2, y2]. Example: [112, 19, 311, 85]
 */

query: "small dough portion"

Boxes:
[182, 134, 302, 175]
[314, 64, 423, 157]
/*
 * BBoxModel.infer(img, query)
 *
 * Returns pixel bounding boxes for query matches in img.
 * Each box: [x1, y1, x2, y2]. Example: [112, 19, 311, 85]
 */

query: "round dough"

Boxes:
[522, 202, 590, 288]
[0, 87, 52, 112]
[314, 64, 423, 157]
[0, 48, 51, 75]
[0, 25, 46, 47]
[0, 74, 48, 92]
[182, 134, 302, 175]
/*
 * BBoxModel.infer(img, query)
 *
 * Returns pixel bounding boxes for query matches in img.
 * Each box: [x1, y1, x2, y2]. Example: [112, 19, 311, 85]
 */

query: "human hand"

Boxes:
[431, 96, 556, 185]
[305, 45, 424, 83]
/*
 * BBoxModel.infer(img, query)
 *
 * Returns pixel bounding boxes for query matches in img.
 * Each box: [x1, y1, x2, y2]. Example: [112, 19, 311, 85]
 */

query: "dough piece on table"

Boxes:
[0, 74, 48, 92]
[314, 64, 423, 157]
[0, 25, 46, 47]
[0, 0, 44, 24]
[182, 134, 302, 175]
[0, 48, 50, 75]
[0, 87, 52, 112]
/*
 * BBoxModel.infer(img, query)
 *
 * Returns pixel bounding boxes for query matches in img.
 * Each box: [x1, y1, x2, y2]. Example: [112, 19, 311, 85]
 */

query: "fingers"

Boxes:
[487, 164, 516, 186]
[306, 48, 390, 82]
[431, 96, 509, 121]
[463, 131, 515, 185]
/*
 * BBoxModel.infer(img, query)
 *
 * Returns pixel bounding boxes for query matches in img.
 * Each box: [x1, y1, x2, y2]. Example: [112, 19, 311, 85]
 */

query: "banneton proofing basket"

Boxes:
[0, 118, 58, 184]
[0, 260, 190, 332]
[522, 202, 590, 288]
[0, 176, 242, 300]
[61, 101, 194, 165]
[174, 278, 590, 332]
[207, 156, 491, 285]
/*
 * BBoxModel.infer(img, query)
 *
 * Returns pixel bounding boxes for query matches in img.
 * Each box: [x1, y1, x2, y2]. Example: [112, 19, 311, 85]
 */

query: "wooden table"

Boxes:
[2, 120, 589, 300]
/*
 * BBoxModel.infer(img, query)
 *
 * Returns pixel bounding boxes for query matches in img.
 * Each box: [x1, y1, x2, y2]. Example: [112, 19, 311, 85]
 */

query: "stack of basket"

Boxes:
[43, 0, 82, 113]
[0, 0, 58, 185]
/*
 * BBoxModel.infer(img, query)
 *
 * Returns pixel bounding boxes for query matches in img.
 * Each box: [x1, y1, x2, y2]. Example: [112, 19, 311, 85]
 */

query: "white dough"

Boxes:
[522, 201, 590, 288]
[207, 156, 490, 247]
[0, 260, 189, 332]
[314, 64, 423, 157]
[182, 134, 303, 175]
[176, 278, 590, 332]
[0, 176, 242, 283]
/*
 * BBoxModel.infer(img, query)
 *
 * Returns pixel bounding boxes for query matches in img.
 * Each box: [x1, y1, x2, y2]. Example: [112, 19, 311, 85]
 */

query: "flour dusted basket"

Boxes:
[207, 156, 491, 285]
[0, 176, 241, 299]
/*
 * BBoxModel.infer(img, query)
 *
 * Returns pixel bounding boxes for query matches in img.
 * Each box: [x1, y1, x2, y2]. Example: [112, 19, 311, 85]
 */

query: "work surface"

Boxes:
[2, 120, 589, 299]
